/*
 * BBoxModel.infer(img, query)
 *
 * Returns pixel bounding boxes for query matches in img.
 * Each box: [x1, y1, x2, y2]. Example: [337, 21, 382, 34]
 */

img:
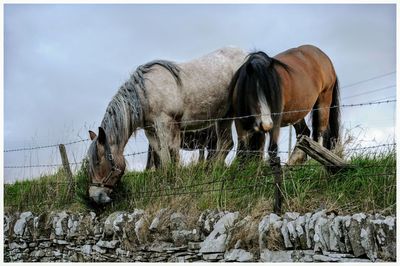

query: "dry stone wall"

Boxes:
[4, 209, 396, 262]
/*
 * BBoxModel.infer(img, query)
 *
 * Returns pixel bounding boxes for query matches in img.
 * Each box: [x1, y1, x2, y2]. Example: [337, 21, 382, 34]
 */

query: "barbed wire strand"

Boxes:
[4, 143, 396, 169]
[341, 71, 396, 89]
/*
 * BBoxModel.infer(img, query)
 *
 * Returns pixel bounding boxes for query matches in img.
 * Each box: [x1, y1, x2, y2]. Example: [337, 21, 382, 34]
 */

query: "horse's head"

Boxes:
[87, 127, 126, 204]
[252, 89, 274, 133]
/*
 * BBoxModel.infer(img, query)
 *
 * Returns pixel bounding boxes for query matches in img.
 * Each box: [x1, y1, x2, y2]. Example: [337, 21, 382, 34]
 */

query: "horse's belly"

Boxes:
[281, 110, 310, 125]
[180, 104, 227, 130]
[180, 86, 230, 129]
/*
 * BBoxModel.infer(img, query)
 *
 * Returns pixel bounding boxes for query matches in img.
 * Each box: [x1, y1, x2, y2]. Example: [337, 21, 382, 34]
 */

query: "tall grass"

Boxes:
[4, 148, 396, 217]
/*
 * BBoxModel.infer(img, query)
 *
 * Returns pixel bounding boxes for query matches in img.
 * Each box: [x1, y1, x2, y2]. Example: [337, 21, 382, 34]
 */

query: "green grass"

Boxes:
[4, 149, 396, 217]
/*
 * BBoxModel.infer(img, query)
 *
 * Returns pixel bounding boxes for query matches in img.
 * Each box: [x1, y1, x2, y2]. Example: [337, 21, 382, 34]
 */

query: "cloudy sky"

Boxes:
[4, 4, 396, 183]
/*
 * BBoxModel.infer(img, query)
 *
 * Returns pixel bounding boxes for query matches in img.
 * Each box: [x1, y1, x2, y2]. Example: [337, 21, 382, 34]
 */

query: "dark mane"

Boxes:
[229, 51, 290, 130]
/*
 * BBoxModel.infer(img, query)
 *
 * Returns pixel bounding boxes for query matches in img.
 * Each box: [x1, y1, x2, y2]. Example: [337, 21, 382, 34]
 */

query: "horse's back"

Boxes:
[143, 47, 246, 129]
[275, 45, 337, 124]
[179, 46, 247, 94]
[276, 45, 336, 82]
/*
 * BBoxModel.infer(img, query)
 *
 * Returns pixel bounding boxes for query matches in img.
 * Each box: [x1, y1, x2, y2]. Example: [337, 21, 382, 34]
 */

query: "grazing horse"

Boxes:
[230, 45, 340, 164]
[87, 47, 246, 204]
[146, 126, 217, 169]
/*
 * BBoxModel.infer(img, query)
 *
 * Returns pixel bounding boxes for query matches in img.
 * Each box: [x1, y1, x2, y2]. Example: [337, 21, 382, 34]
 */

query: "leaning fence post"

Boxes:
[271, 156, 283, 214]
[59, 144, 74, 199]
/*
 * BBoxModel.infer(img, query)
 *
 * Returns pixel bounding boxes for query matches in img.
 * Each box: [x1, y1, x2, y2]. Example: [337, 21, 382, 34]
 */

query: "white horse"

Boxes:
[87, 47, 246, 204]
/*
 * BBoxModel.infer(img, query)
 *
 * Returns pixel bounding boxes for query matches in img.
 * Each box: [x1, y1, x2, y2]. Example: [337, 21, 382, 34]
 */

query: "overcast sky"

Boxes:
[4, 4, 396, 183]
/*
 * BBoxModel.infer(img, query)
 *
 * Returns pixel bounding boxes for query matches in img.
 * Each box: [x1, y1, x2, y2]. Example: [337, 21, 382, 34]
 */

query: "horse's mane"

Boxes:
[229, 51, 290, 130]
[139, 60, 182, 88]
[100, 60, 182, 147]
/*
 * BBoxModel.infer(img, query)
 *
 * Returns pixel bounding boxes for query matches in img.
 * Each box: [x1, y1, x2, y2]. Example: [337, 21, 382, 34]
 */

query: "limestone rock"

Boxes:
[224, 248, 254, 262]
[97, 240, 120, 249]
[81, 244, 92, 255]
[199, 212, 239, 253]
[202, 253, 224, 261]
[295, 215, 307, 249]
[14, 212, 34, 237]
[348, 213, 366, 257]
[307, 210, 326, 249]
[135, 215, 149, 245]
[171, 229, 196, 246]
[52, 211, 69, 238]
[260, 249, 293, 262]
[188, 241, 201, 250]
[103, 211, 126, 238]
[4, 215, 11, 235]
[313, 213, 329, 252]
[170, 212, 188, 231]
[198, 210, 227, 237]
[371, 215, 396, 260]
[149, 208, 169, 232]
[258, 213, 284, 251]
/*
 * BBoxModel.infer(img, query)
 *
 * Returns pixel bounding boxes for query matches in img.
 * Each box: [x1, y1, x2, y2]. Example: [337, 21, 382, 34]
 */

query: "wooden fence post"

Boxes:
[295, 135, 351, 173]
[271, 156, 283, 214]
[59, 144, 74, 198]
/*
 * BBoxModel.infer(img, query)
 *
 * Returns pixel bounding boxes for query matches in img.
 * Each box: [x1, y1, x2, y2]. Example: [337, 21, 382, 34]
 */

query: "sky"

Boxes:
[4, 4, 396, 183]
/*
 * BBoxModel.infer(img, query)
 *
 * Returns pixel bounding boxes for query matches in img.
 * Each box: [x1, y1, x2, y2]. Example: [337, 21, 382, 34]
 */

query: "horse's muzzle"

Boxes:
[89, 186, 112, 204]
[261, 122, 273, 132]
[255, 122, 273, 133]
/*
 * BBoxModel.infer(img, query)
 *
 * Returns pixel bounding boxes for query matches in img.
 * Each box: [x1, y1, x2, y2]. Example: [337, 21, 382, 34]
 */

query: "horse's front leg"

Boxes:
[268, 127, 281, 167]
[153, 115, 181, 168]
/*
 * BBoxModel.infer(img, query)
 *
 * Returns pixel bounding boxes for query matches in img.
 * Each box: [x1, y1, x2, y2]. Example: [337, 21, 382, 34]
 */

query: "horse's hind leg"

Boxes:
[145, 131, 162, 169]
[205, 127, 218, 161]
[198, 149, 205, 162]
[215, 119, 233, 163]
[145, 144, 155, 170]
[312, 89, 332, 148]
[288, 119, 310, 165]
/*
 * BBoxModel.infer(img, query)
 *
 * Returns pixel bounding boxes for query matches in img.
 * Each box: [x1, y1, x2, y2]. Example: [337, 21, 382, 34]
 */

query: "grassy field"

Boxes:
[4, 148, 396, 218]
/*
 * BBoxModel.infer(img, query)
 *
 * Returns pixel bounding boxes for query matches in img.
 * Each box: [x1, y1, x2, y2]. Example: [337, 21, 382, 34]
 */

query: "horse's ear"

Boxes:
[89, 130, 97, 141]
[97, 127, 107, 145]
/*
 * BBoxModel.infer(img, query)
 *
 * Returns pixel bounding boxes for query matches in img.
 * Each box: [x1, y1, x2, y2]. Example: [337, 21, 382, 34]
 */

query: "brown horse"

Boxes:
[230, 45, 340, 164]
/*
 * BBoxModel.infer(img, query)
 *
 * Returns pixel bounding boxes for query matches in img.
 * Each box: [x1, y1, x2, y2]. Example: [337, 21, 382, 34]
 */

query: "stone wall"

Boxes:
[4, 209, 396, 262]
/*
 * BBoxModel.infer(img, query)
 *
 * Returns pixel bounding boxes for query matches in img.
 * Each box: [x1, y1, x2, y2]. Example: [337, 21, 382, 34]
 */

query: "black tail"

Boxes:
[229, 51, 289, 131]
[312, 79, 341, 150]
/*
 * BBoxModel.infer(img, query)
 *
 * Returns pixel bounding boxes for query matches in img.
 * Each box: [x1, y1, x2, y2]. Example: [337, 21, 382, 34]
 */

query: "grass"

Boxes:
[4, 148, 396, 218]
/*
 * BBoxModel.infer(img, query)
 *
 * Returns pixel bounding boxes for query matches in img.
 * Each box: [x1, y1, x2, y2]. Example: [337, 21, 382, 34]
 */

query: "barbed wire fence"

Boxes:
[4, 76, 397, 211]
[4, 98, 396, 168]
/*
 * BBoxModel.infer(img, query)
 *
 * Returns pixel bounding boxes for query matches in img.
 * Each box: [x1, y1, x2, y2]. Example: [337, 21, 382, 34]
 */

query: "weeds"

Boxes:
[4, 149, 396, 217]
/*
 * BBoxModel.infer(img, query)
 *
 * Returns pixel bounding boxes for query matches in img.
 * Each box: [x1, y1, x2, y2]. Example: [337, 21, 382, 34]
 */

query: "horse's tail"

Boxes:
[312, 78, 341, 150]
[229, 51, 289, 130]
[325, 78, 341, 150]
